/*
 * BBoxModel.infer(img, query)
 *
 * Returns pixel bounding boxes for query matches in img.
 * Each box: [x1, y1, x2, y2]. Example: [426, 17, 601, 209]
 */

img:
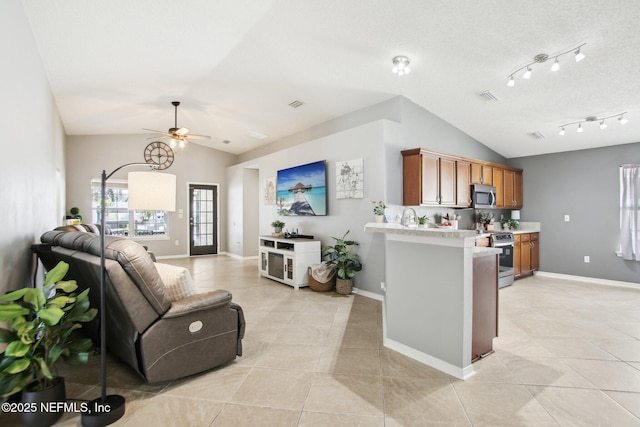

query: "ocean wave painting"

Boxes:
[276, 160, 327, 216]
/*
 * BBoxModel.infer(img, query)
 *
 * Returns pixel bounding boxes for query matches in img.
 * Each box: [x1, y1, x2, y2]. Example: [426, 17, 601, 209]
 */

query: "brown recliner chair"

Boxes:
[35, 230, 245, 383]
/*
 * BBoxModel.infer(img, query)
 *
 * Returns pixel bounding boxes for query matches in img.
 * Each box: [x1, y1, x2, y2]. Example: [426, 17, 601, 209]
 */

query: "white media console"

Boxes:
[258, 236, 321, 289]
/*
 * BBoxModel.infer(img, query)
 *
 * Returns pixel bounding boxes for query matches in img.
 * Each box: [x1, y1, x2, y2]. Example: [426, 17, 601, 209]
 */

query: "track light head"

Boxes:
[507, 75, 515, 87]
[600, 120, 607, 130]
[574, 48, 585, 62]
[550, 58, 560, 72]
[392, 56, 411, 76]
[577, 123, 583, 133]
[523, 67, 532, 79]
[559, 127, 566, 136]
[619, 115, 629, 125]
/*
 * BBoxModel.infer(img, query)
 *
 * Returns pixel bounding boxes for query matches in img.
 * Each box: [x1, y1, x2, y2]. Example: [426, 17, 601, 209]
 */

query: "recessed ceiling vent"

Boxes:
[288, 100, 304, 108]
[479, 91, 498, 103]
[530, 131, 545, 139]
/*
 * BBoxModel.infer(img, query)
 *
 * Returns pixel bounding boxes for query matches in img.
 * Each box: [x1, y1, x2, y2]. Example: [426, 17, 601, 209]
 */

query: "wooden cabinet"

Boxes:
[403, 148, 522, 209]
[471, 163, 493, 185]
[456, 160, 471, 208]
[472, 254, 498, 362]
[514, 232, 539, 280]
[402, 149, 469, 207]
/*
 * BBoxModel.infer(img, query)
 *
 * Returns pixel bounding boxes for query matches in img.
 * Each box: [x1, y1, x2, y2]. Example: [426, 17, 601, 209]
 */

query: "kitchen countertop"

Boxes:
[472, 246, 502, 258]
[364, 222, 477, 239]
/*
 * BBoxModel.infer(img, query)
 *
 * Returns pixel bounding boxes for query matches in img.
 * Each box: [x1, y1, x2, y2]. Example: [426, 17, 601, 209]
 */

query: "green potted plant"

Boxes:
[417, 215, 429, 227]
[322, 230, 363, 295]
[500, 217, 520, 230]
[271, 220, 285, 235]
[0, 261, 97, 427]
[372, 201, 386, 222]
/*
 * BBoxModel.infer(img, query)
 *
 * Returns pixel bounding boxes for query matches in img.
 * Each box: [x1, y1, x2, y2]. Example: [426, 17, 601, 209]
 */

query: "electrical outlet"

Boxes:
[564, 215, 570, 222]
[174, 240, 179, 246]
[381, 281, 386, 292]
[584, 255, 590, 263]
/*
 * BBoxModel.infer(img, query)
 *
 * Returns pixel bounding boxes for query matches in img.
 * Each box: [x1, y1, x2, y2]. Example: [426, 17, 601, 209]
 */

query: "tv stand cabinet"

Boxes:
[259, 236, 321, 289]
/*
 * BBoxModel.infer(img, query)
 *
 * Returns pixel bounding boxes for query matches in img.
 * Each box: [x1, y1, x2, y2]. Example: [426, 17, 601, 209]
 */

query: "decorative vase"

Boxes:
[21, 377, 66, 427]
[375, 215, 384, 223]
[335, 278, 353, 295]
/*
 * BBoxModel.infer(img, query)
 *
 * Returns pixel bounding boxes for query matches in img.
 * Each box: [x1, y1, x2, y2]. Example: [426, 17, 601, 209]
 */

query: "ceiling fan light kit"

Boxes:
[143, 101, 210, 148]
[558, 112, 628, 135]
[507, 43, 586, 86]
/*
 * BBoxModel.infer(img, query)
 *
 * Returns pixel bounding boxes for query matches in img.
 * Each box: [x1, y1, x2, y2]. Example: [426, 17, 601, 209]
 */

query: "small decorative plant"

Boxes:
[417, 215, 428, 225]
[271, 220, 285, 229]
[500, 217, 520, 230]
[0, 261, 97, 397]
[321, 230, 363, 280]
[372, 201, 386, 216]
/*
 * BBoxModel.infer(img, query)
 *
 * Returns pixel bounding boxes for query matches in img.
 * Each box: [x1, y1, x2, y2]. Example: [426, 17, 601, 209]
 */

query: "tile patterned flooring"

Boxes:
[4, 256, 640, 426]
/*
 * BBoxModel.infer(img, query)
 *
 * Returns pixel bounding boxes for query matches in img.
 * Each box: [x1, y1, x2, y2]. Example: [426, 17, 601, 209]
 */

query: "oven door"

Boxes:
[494, 243, 514, 288]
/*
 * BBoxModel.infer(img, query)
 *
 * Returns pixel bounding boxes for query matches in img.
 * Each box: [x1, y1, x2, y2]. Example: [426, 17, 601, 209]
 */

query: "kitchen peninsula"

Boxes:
[365, 223, 501, 379]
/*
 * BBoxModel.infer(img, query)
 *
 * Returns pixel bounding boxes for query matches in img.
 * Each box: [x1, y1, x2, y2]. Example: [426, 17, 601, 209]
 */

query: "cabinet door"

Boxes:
[439, 157, 456, 205]
[504, 169, 515, 208]
[472, 255, 498, 362]
[421, 153, 440, 205]
[470, 163, 483, 184]
[456, 160, 471, 207]
[513, 234, 521, 277]
[493, 168, 504, 208]
[520, 235, 531, 273]
[284, 255, 294, 284]
[482, 166, 493, 186]
[531, 233, 539, 270]
[513, 171, 523, 208]
[260, 251, 268, 274]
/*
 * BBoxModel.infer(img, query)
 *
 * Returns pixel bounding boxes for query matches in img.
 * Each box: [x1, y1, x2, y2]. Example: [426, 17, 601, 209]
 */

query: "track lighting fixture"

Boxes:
[392, 55, 411, 76]
[507, 43, 586, 86]
[558, 112, 628, 135]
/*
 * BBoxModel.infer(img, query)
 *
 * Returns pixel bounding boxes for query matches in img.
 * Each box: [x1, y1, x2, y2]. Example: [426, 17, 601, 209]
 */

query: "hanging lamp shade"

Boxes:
[127, 171, 176, 211]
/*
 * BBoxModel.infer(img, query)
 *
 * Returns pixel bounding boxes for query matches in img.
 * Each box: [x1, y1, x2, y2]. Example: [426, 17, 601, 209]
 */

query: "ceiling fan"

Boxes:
[143, 101, 210, 148]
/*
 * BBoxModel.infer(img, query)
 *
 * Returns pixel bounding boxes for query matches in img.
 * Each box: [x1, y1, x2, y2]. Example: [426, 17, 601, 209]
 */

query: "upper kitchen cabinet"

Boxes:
[471, 163, 493, 186]
[402, 149, 468, 207]
[402, 148, 523, 210]
[502, 169, 523, 209]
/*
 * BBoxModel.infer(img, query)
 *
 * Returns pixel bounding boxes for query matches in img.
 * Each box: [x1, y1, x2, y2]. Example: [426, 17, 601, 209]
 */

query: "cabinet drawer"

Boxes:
[530, 233, 539, 241]
[520, 233, 530, 242]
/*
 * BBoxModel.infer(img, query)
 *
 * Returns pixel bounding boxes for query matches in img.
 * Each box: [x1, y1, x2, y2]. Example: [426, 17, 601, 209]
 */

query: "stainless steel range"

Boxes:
[490, 232, 515, 288]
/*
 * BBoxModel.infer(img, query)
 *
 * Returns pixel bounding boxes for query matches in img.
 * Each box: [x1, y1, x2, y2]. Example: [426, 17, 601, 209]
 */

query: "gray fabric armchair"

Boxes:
[35, 230, 245, 383]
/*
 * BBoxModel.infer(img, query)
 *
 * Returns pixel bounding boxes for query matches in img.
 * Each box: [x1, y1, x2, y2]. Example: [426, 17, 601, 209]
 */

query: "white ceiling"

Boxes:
[21, 0, 640, 158]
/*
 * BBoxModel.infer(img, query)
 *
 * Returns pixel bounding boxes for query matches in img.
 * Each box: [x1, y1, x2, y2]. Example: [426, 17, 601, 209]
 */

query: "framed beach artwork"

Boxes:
[263, 177, 276, 205]
[276, 160, 327, 216]
[336, 158, 364, 199]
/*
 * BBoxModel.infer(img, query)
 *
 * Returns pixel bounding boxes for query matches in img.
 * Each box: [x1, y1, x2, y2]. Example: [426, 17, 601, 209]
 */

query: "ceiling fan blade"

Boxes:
[185, 133, 211, 139]
[142, 128, 171, 135]
[174, 127, 190, 136]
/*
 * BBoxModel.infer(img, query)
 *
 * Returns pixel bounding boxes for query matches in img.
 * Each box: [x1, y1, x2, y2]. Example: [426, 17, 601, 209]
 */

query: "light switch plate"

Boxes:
[564, 215, 570, 222]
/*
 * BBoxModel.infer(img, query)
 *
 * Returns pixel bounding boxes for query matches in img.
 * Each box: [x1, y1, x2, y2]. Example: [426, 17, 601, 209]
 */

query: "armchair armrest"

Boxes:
[162, 289, 232, 318]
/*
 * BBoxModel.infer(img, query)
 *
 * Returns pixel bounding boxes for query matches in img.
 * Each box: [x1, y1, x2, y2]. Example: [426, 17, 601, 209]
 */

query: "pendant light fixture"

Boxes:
[507, 43, 586, 87]
[558, 112, 629, 135]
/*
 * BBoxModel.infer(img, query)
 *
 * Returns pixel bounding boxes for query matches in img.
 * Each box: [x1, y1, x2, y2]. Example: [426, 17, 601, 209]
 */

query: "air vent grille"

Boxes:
[530, 132, 545, 139]
[479, 91, 498, 103]
[288, 100, 304, 108]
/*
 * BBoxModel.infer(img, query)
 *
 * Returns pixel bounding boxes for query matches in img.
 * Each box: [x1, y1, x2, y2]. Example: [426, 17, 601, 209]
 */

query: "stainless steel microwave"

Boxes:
[471, 184, 496, 209]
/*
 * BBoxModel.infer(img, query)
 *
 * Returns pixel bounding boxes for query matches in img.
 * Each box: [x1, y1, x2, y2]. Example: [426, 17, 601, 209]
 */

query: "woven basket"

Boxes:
[308, 267, 336, 292]
[335, 278, 353, 295]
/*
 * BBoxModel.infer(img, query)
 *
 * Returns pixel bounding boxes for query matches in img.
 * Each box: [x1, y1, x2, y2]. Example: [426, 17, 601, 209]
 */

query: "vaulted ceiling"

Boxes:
[22, 0, 640, 158]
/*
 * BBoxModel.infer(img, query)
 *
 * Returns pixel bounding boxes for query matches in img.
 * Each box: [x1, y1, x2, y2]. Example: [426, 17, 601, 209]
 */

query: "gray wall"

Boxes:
[508, 142, 640, 283]
[65, 135, 237, 257]
[0, 1, 66, 294]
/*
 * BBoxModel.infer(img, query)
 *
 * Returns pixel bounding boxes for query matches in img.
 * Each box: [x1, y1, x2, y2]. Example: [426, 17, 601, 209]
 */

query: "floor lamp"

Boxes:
[82, 163, 176, 427]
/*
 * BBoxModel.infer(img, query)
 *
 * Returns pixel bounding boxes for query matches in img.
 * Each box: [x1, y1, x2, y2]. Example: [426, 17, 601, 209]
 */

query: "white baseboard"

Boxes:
[534, 271, 640, 290]
[352, 287, 383, 301]
[383, 337, 475, 380]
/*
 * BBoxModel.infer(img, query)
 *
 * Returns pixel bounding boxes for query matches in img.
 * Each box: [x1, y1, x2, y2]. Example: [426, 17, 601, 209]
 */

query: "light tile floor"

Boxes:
[4, 256, 640, 426]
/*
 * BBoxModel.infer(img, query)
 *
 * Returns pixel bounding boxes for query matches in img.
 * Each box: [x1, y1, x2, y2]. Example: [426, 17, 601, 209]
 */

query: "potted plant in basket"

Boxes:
[0, 261, 97, 427]
[271, 220, 285, 235]
[322, 230, 363, 295]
